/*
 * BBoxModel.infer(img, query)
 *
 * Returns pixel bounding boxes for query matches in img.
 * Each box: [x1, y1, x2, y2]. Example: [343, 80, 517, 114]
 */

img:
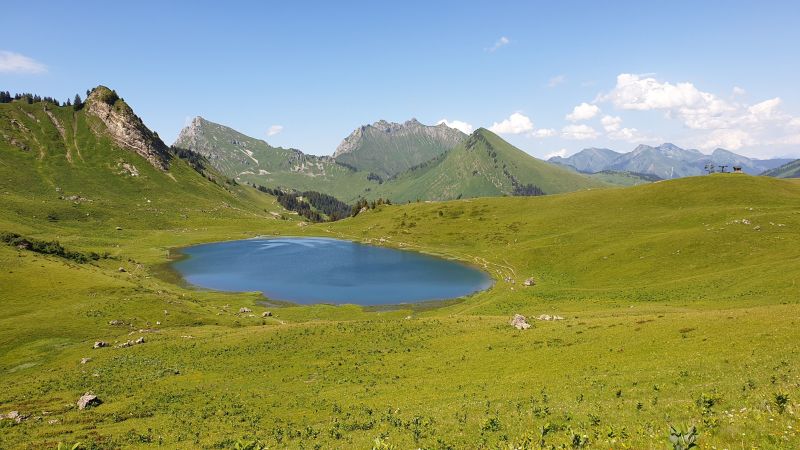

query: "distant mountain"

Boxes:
[174, 119, 602, 202]
[333, 119, 466, 178]
[607, 143, 705, 178]
[761, 159, 800, 178]
[550, 143, 792, 178]
[174, 117, 371, 200]
[369, 128, 605, 202]
[549, 147, 621, 173]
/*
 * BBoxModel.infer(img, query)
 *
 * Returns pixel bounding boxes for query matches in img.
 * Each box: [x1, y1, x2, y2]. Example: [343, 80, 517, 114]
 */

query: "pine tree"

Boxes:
[73, 94, 83, 111]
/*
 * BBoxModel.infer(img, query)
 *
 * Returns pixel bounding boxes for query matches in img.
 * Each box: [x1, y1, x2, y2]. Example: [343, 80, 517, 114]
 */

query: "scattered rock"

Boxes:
[239, 307, 252, 313]
[108, 320, 123, 326]
[48, 418, 59, 425]
[115, 226, 123, 231]
[523, 278, 536, 287]
[404, 315, 412, 320]
[77, 393, 101, 410]
[509, 314, 531, 330]
[536, 314, 564, 321]
[753, 225, 761, 231]
[93, 341, 108, 349]
[3, 411, 25, 423]
[118, 267, 126, 272]
[261, 311, 272, 317]
[134, 337, 145, 345]
[80, 357, 92, 364]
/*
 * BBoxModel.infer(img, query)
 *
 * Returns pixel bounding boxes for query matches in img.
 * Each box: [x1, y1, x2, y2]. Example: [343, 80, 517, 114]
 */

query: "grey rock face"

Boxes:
[510, 314, 531, 330]
[85, 87, 171, 170]
[77, 393, 101, 410]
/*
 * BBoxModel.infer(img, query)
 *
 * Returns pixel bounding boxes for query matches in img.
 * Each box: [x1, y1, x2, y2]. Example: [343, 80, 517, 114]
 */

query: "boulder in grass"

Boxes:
[261, 311, 273, 317]
[239, 307, 252, 313]
[93, 341, 108, 349]
[509, 314, 531, 330]
[77, 393, 101, 410]
[523, 278, 536, 286]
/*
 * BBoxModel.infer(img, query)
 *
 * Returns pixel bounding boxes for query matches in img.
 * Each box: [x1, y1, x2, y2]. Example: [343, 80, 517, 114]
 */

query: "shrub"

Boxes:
[668, 424, 698, 450]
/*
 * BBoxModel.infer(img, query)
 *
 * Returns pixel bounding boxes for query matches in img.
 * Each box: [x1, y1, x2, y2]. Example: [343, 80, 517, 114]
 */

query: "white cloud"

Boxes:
[566, 102, 600, 121]
[0, 50, 47, 74]
[600, 115, 622, 132]
[267, 125, 284, 136]
[701, 129, 751, 150]
[545, 148, 569, 159]
[487, 36, 510, 52]
[489, 112, 534, 134]
[593, 73, 800, 154]
[532, 128, 556, 138]
[547, 75, 566, 88]
[561, 124, 599, 140]
[437, 119, 474, 134]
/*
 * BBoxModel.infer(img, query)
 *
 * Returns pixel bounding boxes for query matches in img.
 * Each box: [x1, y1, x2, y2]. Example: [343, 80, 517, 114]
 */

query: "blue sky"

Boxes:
[2, 1, 799, 158]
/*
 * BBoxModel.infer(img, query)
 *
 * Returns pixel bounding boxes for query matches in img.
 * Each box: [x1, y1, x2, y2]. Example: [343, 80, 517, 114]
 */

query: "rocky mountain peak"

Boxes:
[85, 86, 170, 170]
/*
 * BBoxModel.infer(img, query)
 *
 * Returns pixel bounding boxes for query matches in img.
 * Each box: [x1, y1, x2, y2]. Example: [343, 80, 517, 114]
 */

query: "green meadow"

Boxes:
[1, 109, 799, 450]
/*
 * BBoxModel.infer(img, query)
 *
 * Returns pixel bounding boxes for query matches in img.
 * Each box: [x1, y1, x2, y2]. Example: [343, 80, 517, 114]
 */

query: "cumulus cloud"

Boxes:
[545, 148, 569, 159]
[566, 102, 600, 121]
[437, 119, 474, 134]
[600, 115, 622, 132]
[267, 125, 284, 136]
[489, 112, 534, 134]
[531, 128, 556, 138]
[561, 124, 599, 140]
[487, 36, 510, 52]
[547, 75, 566, 88]
[593, 73, 800, 153]
[0, 50, 47, 74]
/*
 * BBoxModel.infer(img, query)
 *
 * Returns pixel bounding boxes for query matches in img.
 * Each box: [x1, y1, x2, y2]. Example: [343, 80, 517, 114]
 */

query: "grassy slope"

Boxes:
[762, 158, 800, 178]
[1, 102, 799, 449]
[374, 129, 607, 202]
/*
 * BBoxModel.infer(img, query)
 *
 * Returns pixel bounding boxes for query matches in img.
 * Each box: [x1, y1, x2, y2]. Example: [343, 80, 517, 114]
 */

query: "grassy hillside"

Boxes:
[762, 158, 800, 178]
[374, 128, 606, 201]
[2, 127, 799, 450]
[586, 170, 661, 186]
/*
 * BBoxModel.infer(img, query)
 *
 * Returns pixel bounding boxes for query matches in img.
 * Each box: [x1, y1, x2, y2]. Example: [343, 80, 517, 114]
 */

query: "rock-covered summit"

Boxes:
[85, 86, 171, 170]
[333, 118, 466, 177]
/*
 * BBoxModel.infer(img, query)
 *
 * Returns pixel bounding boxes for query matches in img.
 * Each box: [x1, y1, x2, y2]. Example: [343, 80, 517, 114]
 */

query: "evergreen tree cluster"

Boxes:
[350, 197, 391, 217]
[252, 185, 354, 223]
[512, 183, 545, 196]
[170, 146, 207, 173]
[0, 90, 85, 110]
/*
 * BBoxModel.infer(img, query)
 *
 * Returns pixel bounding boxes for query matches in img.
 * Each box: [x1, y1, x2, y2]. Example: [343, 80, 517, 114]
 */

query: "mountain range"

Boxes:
[550, 143, 792, 178]
[174, 117, 603, 202]
[761, 158, 800, 178]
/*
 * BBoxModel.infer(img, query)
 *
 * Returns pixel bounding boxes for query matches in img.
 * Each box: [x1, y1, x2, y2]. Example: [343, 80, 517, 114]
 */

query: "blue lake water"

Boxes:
[171, 237, 493, 305]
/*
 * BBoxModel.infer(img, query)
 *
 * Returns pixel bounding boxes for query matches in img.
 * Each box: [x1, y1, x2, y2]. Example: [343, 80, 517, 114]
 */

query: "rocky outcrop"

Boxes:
[77, 393, 101, 410]
[509, 314, 531, 330]
[85, 86, 171, 170]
